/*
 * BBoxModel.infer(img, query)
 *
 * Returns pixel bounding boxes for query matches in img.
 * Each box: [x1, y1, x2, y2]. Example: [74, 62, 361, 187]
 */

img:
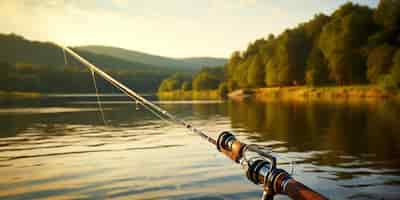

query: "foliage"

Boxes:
[367, 44, 396, 83]
[0, 33, 190, 93]
[247, 55, 265, 87]
[379, 74, 398, 91]
[181, 81, 192, 91]
[306, 47, 329, 86]
[158, 73, 190, 92]
[192, 67, 224, 91]
[319, 3, 375, 84]
[218, 82, 229, 98]
[390, 49, 400, 88]
[222, 1, 400, 90]
[374, 0, 400, 31]
[77, 46, 227, 71]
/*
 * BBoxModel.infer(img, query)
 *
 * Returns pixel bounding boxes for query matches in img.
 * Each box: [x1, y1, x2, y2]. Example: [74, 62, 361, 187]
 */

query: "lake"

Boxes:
[0, 95, 399, 200]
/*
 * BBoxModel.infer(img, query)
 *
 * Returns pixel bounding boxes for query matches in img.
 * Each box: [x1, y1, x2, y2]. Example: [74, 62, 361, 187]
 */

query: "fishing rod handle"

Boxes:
[282, 179, 327, 200]
[217, 132, 328, 200]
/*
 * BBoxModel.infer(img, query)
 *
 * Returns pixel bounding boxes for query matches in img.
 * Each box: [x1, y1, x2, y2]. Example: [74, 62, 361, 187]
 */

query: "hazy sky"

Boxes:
[1, 0, 378, 58]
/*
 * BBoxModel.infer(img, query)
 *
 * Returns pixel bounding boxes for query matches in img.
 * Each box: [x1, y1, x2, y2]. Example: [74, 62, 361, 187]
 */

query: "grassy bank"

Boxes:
[229, 86, 400, 102]
[157, 90, 220, 100]
[0, 91, 41, 98]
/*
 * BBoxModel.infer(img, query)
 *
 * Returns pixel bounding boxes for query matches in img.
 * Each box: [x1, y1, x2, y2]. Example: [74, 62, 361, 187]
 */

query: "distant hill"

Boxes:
[77, 45, 227, 70]
[0, 33, 226, 93]
[0, 33, 181, 92]
[0, 33, 168, 72]
[180, 57, 228, 68]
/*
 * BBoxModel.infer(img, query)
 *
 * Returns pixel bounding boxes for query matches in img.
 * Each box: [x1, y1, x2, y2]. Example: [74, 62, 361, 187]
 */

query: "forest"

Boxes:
[0, 33, 191, 93]
[159, 0, 400, 95]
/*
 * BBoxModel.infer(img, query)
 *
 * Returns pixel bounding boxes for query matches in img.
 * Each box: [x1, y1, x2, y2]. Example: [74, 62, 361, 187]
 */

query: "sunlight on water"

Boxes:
[0, 95, 399, 199]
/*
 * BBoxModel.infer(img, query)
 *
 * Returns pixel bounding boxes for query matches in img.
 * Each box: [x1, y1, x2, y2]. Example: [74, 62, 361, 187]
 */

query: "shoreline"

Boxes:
[228, 86, 400, 102]
[0, 91, 41, 98]
[157, 90, 220, 100]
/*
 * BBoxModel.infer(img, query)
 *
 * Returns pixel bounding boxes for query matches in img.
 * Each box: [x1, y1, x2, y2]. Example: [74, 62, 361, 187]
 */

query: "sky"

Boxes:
[1, 0, 379, 58]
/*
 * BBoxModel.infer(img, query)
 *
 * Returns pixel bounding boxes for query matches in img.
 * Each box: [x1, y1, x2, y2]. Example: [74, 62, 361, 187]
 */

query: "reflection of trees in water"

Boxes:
[226, 99, 400, 169]
[2, 98, 400, 170]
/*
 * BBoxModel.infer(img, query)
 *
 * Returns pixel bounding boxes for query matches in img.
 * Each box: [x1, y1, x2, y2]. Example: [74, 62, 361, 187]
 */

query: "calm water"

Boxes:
[0, 95, 399, 200]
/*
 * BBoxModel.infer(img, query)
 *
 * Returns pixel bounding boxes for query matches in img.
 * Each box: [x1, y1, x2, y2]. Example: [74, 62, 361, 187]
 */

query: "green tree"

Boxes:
[303, 14, 331, 40]
[158, 78, 180, 92]
[305, 47, 329, 86]
[319, 3, 374, 84]
[269, 28, 311, 85]
[390, 49, 400, 88]
[265, 59, 279, 86]
[374, 0, 400, 31]
[234, 59, 250, 88]
[367, 44, 396, 83]
[181, 81, 192, 91]
[218, 82, 229, 98]
[247, 55, 265, 87]
[192, 67, 224, 91]
[227, 80, 239, 92]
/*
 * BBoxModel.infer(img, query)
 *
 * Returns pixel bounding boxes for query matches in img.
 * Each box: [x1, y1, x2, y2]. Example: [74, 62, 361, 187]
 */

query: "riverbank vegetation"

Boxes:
[157, 90, 220, 100]
[0, 33, 225, 94]
[223, 1, 400, 92]
[157, 67, 226, 98]
[0, 91, 41, 98]
[253, 85, 399, 101]
[159, 1, 400, 101]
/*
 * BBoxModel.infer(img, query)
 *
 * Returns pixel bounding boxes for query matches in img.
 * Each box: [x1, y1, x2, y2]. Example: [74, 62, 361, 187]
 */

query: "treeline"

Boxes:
[0, 62, 167, 93]
[224, 1, 400, 91]
[158, 67, 225, 92]
[0, 33, 182, 93]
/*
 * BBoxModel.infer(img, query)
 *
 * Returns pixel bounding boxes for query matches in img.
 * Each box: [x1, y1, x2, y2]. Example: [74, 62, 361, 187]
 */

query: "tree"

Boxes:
[303, 14, 331, 41]
[319, 3, 374, 84]
[390, 49, 400, 88]
[268, 28, 311, 85]
[192, 67, 224, 91]
[305, 47, 329, 86]
[181, 81, 192, 91]
[218, 82, 229, 98]
[367, 44, 396, 83]
[158, 78, 180, 92]
[247, 55, 265, 87]
[374, 0, 400, 31]
[227, 80, 239, 92]
[265, 59, 279, 86]
[234, 59, 250, 88]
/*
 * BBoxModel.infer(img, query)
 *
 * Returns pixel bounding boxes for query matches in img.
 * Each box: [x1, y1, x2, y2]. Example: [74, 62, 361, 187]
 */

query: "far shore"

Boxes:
[0, 91, 41, 98]
[157, 90, 220, 100]
[228, 85, 400, 102]
[2, 86, 399, 102]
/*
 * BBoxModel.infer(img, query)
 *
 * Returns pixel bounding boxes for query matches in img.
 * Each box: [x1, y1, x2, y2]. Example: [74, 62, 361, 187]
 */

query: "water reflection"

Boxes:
[0, 96, 399, 199]
[225, 99, 400, 170]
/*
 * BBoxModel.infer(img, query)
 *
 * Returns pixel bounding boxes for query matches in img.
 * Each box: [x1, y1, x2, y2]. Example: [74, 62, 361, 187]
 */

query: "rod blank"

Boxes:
[58, 44, 217, 146]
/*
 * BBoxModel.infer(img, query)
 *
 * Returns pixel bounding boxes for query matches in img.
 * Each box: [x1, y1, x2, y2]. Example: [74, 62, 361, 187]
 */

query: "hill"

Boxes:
[0, 33, 171, 72]
[0, 33, 181, 93]
[77, 45, 227, 70]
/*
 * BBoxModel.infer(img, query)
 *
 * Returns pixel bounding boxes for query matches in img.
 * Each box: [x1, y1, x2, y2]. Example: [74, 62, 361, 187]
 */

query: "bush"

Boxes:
[218, 82, 229, 98]
[379, 74, 398, 91]
[181, 81, 191, 91]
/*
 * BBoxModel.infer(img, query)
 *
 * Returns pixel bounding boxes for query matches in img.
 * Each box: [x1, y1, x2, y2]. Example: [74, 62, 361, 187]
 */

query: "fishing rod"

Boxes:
[57, 44, 327, 200]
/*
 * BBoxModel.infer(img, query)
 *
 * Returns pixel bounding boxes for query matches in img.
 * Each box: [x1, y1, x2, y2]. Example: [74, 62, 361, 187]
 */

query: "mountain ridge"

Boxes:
[76, 45, 227, 70]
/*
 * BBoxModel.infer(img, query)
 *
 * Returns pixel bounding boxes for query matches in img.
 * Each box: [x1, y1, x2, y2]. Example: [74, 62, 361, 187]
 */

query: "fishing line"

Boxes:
[62, 48, 68, 65]
[55, 45, 326, 200]
[102, 76, 173, 125]
[58, 45, 217, 146]
[90, 68, 108, 125]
